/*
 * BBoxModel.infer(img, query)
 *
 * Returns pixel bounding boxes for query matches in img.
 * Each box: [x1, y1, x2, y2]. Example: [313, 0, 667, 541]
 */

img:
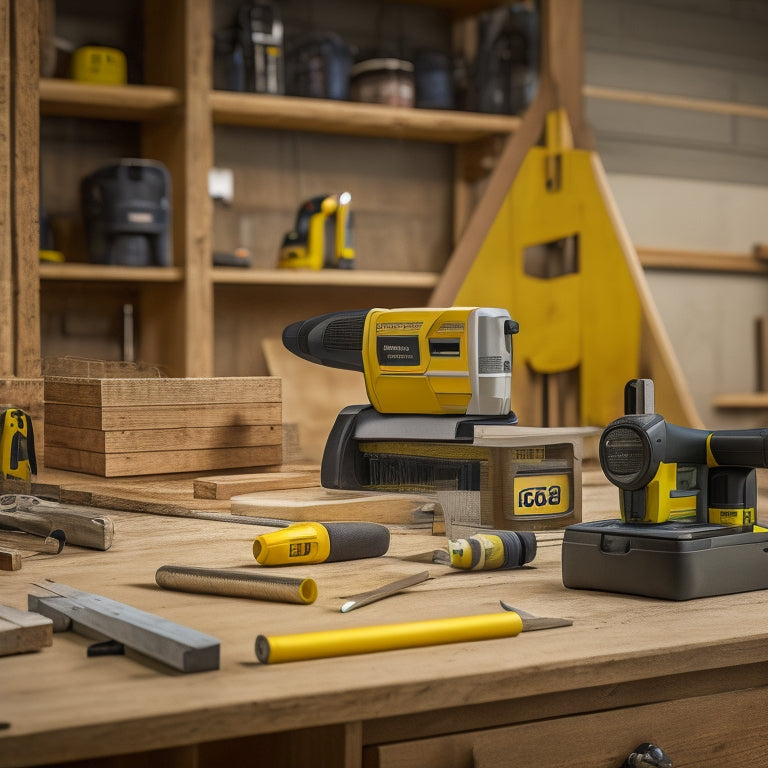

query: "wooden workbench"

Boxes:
[2, 471, 768, 767]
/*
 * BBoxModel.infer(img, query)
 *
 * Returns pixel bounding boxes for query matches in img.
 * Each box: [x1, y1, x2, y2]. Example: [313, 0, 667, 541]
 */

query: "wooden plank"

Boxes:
[0, 549, 20, 570]
[42, 358, 167, 379]
[44, 443, 282, 477]
[10, 0, 40, 380]
[584, 83, 768, 121]
[43, 376, 281, 407]
[0, 0, 12, 377]
[637, 246, 768, 274]
[193, 471, 321, 500]
[230, 488, 433, 524]
[44, 424, 281, 453]
[542, 0, 591, 150]
[0, 506, 113, 551]
[56, 475, 235, 517]
[28, 581, 219, 673]
[143, 0, 214, 378]
[589, 154, 702, 428]
[45, 402, 282, 430]
[713, 392, 768, 410]
[0, 603, 52, 654]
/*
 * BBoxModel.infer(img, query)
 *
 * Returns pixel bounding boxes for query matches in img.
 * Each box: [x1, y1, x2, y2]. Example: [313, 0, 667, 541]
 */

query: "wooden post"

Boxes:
[10, 0, 41, 380]
[143, 0, 213, 377]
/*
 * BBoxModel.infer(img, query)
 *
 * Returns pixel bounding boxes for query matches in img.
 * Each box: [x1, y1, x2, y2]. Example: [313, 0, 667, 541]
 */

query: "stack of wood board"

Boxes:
[43, 377, 282, 477]
[0, 604, 52, 655]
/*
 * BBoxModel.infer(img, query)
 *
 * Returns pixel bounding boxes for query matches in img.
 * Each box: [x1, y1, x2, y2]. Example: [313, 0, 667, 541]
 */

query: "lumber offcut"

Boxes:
[43, 377, 282, 477]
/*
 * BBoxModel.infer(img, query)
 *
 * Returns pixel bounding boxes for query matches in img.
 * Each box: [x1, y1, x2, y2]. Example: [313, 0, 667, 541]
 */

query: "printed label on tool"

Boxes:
[710, 507, 756, 526]
[513, 473, 571, 516]
[377, 336, 420, 366]
[289, 542, 315, 558]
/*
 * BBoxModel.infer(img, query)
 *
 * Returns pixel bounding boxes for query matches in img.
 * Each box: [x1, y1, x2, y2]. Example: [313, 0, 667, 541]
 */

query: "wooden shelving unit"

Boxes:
[18, 0, 763, 407]
[28, 0, 529, 383]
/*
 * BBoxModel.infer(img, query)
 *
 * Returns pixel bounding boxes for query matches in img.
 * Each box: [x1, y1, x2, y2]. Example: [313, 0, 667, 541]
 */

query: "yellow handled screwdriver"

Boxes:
[253, 521, 390, 566]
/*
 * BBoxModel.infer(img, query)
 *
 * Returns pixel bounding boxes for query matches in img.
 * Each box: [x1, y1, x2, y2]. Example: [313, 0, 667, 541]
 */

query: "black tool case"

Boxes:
[561, 519, 768, 600]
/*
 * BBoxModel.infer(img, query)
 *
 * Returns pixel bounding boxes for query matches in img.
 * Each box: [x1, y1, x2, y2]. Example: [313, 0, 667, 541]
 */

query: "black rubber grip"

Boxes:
[496, 530, 537, 568]
[322, 522, 390, 562]
[709, 430, 768, 468]
[282, 310, 369, 371]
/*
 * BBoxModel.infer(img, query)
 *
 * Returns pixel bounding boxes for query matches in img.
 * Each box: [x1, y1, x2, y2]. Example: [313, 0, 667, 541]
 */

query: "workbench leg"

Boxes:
[344, 721, 363, 768]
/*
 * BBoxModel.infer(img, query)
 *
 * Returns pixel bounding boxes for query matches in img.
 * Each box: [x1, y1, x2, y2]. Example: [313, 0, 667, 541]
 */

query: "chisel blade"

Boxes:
[340, 570, 431, 612]
[499, 601, 573, 631]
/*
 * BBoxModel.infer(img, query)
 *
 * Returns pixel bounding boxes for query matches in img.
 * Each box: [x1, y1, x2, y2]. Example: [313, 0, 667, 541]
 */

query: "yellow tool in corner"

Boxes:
[278, 192, 354, 270]
[0, 409, 37, 481]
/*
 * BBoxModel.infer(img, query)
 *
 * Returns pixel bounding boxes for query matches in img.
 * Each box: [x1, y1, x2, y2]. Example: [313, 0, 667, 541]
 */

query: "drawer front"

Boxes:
[366, 685, 768, 768]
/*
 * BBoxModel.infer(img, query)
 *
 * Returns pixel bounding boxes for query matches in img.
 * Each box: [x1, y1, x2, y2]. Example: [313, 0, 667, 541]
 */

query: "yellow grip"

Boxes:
[253, 522, 331, 566]
[255, 611, 524, 663]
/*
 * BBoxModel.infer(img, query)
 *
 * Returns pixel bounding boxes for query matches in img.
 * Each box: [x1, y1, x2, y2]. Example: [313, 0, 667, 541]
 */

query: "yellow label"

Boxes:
[509, 447, 547, 461]
[709, 507, 756, 526]
[513, 473, 570, 516]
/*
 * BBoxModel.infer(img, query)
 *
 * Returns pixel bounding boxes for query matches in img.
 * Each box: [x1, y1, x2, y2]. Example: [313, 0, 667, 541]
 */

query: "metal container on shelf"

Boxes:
[349, 58, 414, 108]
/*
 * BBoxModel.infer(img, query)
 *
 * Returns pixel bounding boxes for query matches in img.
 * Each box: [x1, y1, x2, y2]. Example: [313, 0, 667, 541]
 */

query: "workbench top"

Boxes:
[3, 472, 768, 767]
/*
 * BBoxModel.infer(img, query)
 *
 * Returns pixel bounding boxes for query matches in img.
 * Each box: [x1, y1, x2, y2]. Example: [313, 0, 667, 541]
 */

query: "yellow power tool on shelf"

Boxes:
[278, 192, 354, 270]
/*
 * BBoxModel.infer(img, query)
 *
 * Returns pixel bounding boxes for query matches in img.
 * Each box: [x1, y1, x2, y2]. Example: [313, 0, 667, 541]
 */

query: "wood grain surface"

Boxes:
[2, 467, 768, 766]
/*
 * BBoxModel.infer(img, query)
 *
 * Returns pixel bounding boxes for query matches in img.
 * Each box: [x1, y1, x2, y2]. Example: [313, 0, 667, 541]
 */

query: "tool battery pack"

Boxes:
[562, 519, 768, 600]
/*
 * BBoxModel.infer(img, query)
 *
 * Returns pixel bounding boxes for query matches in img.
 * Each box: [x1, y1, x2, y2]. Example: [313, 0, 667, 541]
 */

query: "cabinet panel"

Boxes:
[367, 685, 768, 768]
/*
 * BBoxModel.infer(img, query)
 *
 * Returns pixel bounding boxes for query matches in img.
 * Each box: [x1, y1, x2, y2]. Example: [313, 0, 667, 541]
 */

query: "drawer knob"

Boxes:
[621, 742, 673, 768]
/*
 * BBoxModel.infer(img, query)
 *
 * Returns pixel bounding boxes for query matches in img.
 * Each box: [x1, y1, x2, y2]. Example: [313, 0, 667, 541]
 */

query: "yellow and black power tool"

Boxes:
[283, 306, 517, 416]
[0, 408, 37, 482]
[562, 379, 768, 600]
[278, 192, 354, 270]
[599, 410, 768, 527]
[284, 308, 581, 533]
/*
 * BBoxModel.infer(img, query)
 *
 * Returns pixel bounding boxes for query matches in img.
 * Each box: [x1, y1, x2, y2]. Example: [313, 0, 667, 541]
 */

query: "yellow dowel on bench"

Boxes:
[255, 611, 525, 664]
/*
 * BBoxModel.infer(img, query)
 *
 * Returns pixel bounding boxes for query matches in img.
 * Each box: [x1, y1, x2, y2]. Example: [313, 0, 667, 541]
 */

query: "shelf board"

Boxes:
[211, 267, 440, 289]
[211, 91, 521, 143]
[636, 247, 768, 274]
[713, 393, 768, 410]
[39, 78, 181, 121]
[39, 262, 184, 282]
[584, 84, 768, 121]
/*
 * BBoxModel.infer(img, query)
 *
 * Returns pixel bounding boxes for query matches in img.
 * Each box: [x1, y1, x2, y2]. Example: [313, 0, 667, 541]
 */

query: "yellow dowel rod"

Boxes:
[255, 611, 524, 664]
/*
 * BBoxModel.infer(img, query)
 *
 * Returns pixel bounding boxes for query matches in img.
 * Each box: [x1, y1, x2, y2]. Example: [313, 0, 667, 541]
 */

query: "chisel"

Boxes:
[255, 606, 572, 664]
